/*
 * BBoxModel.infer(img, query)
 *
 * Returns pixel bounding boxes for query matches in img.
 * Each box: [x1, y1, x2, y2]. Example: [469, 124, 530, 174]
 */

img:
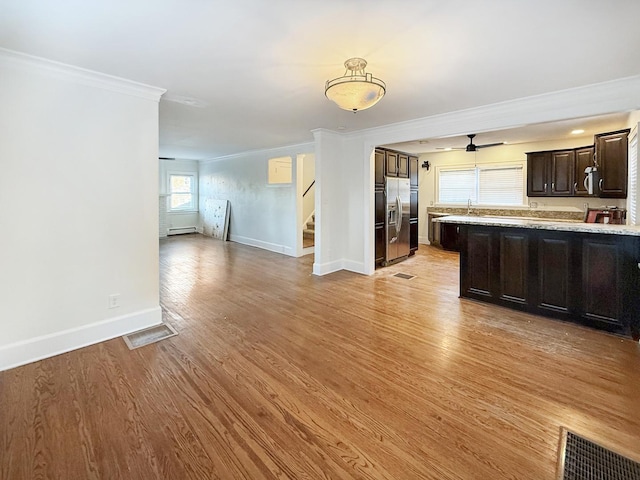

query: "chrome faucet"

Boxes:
[467, 198, 472, 215]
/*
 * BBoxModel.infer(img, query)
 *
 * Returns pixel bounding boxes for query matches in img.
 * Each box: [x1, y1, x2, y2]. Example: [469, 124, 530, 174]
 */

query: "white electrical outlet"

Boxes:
[108, 294, 121, 309]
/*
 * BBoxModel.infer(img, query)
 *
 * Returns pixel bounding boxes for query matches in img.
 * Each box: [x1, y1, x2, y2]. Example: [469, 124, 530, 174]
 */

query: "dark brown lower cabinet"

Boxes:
[499, 232, 528, 305]
[537, 237, 571, 314]
[458, 224, 640, 338]
[465, 230, 492, 296]
[440, 223, 461, 252]
[409, 219, 419, 252]
[581, 237, 623, 327]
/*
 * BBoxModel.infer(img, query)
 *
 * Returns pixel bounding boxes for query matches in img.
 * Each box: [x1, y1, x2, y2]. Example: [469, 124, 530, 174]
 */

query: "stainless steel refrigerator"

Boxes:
[385, 177, 411, 265]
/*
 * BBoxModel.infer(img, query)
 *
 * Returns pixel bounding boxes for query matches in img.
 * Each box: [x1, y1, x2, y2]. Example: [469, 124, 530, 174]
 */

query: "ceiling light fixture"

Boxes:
[571, 129, 585, 135]
[325, 58, 386, 113]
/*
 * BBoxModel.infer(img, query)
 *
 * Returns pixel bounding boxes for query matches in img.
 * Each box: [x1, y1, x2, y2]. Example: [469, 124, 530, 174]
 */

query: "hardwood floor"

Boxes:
[1, 234, 639, 479]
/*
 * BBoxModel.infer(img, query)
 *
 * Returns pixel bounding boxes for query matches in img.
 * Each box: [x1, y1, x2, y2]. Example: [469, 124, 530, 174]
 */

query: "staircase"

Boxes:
[303, 214, 315, 247]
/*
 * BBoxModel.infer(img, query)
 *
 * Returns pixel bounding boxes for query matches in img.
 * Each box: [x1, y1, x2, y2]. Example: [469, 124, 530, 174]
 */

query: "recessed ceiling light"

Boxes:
[444, 147, 452, 151]
[571, 129, 585, 135]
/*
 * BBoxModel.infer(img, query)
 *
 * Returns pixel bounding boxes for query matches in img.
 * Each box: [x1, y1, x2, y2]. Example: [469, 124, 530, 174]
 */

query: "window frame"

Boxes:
[435, 161, 527, 207]
[167, 171, 198, 213]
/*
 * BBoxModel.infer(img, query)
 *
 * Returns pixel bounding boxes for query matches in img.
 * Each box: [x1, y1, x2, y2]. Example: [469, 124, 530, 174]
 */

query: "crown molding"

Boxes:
[0, 47, 166, 102]
[201, 141, 315, 164]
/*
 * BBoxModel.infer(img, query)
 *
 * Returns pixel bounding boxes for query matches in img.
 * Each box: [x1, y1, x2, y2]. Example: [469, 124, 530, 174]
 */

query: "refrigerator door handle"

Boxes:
[396, 196, 402, 234]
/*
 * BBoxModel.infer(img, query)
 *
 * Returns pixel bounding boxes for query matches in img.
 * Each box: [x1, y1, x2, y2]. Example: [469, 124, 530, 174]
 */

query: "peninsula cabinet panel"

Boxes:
[537, 237, 571, 314]
[581, 239, 621, 327]
[465, 230, 493, 297]
[499, 233, 528, 305]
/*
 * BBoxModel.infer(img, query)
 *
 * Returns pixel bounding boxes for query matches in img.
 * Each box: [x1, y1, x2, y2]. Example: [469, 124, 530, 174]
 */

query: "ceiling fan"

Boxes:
[437, 134, 504, 152]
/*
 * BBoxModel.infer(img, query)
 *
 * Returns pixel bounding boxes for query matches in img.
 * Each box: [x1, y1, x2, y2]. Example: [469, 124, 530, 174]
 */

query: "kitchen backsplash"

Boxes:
[426, 206, 585, 221]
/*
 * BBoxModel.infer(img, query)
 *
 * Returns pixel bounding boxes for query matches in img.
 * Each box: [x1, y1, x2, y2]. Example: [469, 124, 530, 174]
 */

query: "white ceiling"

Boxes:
[1, 0, 640, 160]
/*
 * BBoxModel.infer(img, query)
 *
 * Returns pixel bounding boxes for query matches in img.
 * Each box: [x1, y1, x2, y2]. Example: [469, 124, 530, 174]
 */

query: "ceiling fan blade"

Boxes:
[476, 142, 504, 149]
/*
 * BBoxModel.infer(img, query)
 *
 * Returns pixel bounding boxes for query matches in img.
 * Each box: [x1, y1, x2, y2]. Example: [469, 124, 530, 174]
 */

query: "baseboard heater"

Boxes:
[167, 226, 197, 235]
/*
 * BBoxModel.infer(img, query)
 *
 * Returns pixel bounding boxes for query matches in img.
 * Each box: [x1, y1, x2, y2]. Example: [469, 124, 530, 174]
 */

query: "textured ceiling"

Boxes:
[1, 0, 640, 159]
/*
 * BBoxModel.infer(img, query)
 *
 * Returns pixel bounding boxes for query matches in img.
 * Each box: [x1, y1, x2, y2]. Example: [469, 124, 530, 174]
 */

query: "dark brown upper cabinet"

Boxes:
[527, 146, 595, 197]
[386, 151, 409, 178]
[409, 156, 419, 188]
[527, 151, 550, 196]
[385, 150, 399, 177]
[550, 150, 575, 196]
[595, 129, 630, 198]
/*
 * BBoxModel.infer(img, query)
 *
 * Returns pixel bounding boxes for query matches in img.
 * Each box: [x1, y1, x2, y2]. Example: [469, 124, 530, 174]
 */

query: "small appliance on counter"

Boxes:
[584, 207, 626, 224]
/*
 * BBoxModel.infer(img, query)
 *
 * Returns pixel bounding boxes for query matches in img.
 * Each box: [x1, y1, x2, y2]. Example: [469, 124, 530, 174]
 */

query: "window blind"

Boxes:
[438, 165, 524, 205]
[478, 166, 524, 205]
[438, 169, 477, 204]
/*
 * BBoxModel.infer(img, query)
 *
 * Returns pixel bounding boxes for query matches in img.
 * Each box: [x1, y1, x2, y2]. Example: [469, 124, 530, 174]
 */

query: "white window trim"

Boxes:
[267, 156, 293, 186]
[435, 161, 527, 208]
[167, 171, 198, 213]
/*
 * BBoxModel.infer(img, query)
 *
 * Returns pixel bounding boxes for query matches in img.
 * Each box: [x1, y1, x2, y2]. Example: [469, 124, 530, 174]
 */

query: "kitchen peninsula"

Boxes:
[435, 216, 640, 339]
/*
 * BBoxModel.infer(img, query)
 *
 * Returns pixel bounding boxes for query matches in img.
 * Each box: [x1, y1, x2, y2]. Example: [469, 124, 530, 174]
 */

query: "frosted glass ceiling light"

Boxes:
[325, 58, 386, 112]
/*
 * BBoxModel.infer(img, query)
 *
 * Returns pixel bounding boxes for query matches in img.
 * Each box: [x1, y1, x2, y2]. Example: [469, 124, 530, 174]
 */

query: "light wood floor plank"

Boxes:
[1, 234, 639, 479]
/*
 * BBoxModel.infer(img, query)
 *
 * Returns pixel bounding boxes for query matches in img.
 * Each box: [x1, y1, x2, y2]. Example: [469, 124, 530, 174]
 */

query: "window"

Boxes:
[168, 173, 197, 212]
[438, 164, 524, 206]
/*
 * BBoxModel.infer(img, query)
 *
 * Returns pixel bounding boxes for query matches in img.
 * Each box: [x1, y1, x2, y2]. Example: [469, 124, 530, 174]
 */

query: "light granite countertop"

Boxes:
[434, 215, 640, 236]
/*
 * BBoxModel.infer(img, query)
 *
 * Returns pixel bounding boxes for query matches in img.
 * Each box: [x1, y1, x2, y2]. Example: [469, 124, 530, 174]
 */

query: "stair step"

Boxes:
[307, 220, 315, 229]
[303, 229, 315, 239]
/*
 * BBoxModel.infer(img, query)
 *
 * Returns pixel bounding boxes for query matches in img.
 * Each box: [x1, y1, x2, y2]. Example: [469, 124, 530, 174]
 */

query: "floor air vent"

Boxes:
[558, 429, 640, 480]
[123, 323, 178, 350]
[393, 273, 415, 280]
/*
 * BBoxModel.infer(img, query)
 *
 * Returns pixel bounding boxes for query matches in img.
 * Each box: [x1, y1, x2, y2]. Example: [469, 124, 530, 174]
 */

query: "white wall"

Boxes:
[312, 130, 350, 274]
[199, 144, 313, 257]
[0, 50, 164, 370]
[159, 158, 199, 235]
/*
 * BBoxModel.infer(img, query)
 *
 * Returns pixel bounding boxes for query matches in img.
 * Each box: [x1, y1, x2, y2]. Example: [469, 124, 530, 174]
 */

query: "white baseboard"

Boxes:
[342, 260, 366, 275]
[312, 259, 343, 276]
[0, 306, 162, 372]
[167, 226, 197, 235]
[419, 235, 430, 245]
[313, 258, 367, 276]
[230, 234, 295, 257]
